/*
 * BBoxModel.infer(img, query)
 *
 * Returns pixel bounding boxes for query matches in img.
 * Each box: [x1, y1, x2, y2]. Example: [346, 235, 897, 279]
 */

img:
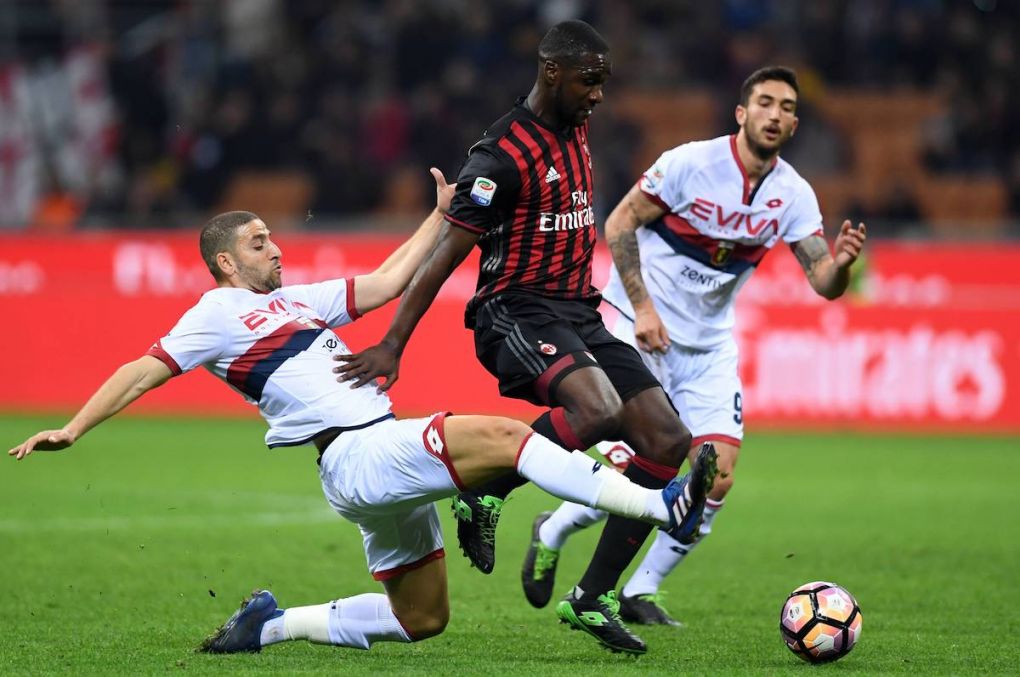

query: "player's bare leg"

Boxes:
[568, 387, 690, 585]
[382, 558, 450, 640]
[558, 385, 718, 656]
[441, 415, 682, 528]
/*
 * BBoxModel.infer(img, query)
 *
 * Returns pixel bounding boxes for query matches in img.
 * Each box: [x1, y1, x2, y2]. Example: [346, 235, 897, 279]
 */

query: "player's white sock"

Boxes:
[622, 498, 725, 597]
[260, 602, 330, 646]
[326, 593, 413, 648]
[539, 501, 607, 550]
[700, 497, 724, 536]
[516, 434, 668, 525]
[260, 594, 412, 649]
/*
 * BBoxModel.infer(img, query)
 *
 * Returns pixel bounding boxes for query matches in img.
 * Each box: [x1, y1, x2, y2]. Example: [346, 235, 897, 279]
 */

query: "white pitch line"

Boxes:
[0, 508, 339, 533]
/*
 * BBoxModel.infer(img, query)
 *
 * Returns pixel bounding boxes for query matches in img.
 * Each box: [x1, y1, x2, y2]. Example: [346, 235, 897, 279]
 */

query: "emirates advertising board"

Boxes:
[2, 233, 1017, 433]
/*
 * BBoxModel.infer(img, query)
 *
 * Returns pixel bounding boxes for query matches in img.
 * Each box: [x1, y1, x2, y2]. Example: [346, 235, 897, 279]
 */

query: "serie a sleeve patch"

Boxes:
[469, 177, 497, 206]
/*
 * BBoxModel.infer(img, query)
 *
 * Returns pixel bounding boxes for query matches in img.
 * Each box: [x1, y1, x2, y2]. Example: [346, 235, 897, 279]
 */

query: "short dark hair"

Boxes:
[740, 66, 799, 106]
[200, 210, 258, 280]
[538, 20, 609, 65]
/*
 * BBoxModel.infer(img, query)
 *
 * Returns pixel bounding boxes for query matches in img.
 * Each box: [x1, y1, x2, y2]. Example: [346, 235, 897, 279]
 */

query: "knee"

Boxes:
[398, 606, 450, 641]
[634, 422, 690, 467]
[490, 417, 532, 445]
[570, 397, 624, 445]
[484, 417, 532, 469]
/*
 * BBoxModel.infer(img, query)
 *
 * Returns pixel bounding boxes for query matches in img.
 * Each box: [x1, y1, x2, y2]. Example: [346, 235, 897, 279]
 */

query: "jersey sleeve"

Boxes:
[282, 278, 359, 328]
[637, 145, 692, 212]
[145, 304, 227, 376]
[783, 181, 825, 244]
[445, 145, 521, 236]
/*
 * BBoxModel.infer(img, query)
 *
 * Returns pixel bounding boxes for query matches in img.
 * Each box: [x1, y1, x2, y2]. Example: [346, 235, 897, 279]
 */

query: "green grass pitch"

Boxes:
[2, 414, 1018, 675]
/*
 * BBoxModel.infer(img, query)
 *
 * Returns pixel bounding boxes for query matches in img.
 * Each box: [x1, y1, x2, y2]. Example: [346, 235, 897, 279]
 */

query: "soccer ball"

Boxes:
[780, 581, 862, 663]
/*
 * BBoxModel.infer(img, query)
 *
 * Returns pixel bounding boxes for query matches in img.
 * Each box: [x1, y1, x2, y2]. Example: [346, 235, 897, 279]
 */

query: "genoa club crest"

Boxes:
[712, 240, 735, 267]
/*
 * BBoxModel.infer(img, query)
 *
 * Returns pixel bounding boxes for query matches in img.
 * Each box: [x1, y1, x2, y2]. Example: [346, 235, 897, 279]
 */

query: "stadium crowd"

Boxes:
[0, 0, 1016, 232]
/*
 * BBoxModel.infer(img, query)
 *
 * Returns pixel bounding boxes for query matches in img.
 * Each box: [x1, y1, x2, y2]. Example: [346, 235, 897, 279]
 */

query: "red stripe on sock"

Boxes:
[550, 407, 585, 451]
[630, 454, 680, 481]
[691, 434, 742, 449]
[514, 431, 536, 470]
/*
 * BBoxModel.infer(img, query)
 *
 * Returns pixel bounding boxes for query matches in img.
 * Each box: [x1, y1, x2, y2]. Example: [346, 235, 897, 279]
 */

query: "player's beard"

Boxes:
[745, 124, 786, 161]
[237, 261, 280, 292]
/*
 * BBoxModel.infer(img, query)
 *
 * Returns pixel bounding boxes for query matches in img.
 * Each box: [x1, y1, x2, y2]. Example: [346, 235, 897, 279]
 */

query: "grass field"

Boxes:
[2, 414, 1018, 675]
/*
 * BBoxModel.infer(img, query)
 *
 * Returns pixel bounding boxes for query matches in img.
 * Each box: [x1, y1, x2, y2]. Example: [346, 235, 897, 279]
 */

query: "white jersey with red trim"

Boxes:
[145, 278, 393, 448]
[603, 134, 823, 350]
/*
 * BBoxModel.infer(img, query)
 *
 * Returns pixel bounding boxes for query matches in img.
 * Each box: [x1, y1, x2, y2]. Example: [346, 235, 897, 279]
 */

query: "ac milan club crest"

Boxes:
[539, 343, 557, 355]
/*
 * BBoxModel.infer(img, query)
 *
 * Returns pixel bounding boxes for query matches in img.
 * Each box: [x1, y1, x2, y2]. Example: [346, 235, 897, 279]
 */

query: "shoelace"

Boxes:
[597, 590, 625, 622]
[638, 590, 672, 614]
[533, 543, 559, 578]
[478, 497, 502, 545]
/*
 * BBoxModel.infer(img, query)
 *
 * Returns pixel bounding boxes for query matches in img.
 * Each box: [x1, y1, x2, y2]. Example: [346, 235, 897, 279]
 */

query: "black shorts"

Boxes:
[472, 293, 662, 407]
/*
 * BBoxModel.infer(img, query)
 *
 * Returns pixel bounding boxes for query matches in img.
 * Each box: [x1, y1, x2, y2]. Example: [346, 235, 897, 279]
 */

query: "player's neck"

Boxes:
[735, 130, 777, 181]
[525, 87, 566, 131]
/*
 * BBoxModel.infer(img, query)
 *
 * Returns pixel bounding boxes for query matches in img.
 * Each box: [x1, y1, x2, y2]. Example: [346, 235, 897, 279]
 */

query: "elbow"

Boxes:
[604, 215, 624, 241]
[815, 285, 844, 301]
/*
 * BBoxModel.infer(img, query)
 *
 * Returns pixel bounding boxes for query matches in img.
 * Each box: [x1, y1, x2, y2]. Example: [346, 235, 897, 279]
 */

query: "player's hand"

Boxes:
[633, 304, 671, 354]
[833, 220, 866, 269]
[8, 429, 76, 460]
[432, 167, 456, 215]
[334, 342, 401, 392]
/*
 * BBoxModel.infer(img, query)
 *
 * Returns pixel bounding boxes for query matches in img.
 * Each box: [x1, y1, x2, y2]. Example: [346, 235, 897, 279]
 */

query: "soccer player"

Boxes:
[8, 170, 705, 656]
[334, 20, 716, 654]
[520, 66, 868, 626]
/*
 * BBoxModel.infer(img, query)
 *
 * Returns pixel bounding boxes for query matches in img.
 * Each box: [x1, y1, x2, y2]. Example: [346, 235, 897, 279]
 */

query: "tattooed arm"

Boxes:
[605, 184, 670, 353]
[792, 220, 868, 300]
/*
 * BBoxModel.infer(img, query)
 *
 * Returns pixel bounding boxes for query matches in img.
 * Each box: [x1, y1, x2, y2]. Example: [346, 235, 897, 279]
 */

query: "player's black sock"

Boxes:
[474, 471, 529, 500]
[530, 409, 575, 448]
[575, 462, 672, 600]
[471, 409, 579, 500]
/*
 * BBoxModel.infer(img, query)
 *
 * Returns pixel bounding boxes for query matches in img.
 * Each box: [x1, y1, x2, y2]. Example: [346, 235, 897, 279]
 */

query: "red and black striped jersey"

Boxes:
[446, 97, 600, 327]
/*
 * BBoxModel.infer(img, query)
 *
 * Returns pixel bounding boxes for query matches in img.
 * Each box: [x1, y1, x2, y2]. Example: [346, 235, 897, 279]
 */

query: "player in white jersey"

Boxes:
[9, 169, 710, 656]
[521, 66, 867, 625]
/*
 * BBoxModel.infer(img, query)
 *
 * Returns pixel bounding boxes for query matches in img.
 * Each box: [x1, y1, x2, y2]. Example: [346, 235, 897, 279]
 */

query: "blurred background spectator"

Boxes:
[0, 0, 1015, 238]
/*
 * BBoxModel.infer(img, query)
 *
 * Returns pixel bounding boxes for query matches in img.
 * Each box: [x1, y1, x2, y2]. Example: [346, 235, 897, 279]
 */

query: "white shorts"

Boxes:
[317, 413, 465, 580]
[611, 315, 744, 447]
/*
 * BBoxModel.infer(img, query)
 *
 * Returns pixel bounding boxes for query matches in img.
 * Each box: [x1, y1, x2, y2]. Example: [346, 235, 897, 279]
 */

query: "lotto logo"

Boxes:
[423, 421, 445, 459]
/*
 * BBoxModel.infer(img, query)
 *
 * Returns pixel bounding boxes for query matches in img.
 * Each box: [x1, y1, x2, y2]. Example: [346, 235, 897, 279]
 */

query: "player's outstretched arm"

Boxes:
[335, 217, 479, 391]
[8, 356, 172, 460]
[792, 220, 867, 300]
[606, 184, 670, 353]
[352, 169, 454, 315]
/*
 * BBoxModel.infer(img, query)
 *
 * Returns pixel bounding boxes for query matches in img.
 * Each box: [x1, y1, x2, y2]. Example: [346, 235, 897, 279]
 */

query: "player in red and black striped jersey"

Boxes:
[336, 20, 716, 656]
[444, 95, 599, 325]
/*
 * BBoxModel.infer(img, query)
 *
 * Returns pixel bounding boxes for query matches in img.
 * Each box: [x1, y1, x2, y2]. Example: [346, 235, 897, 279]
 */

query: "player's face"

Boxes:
[556, 53, 611, 127]
[230, 219, 283, 292]
[737, 80, 799, 158]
